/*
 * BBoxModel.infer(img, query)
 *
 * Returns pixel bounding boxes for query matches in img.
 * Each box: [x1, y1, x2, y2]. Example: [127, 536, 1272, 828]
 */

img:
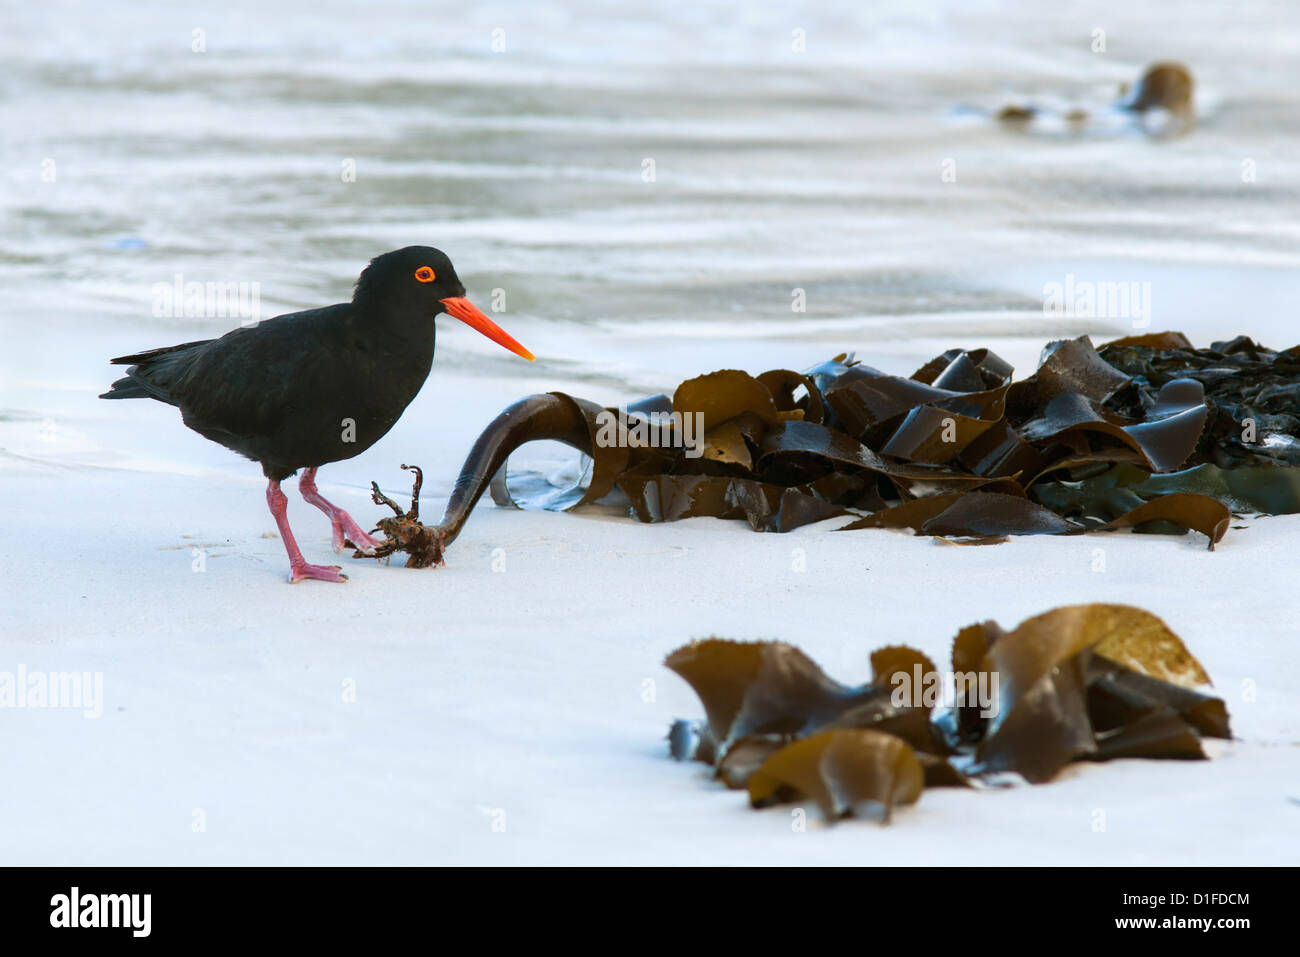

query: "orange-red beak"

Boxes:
[439, 296, 535, 361]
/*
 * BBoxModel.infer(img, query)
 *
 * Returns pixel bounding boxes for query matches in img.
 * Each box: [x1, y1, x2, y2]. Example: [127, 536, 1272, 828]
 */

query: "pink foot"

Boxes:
[328, 514, 383, 555]
[289, 562, 348, 584]
[299, 467, 383, 554]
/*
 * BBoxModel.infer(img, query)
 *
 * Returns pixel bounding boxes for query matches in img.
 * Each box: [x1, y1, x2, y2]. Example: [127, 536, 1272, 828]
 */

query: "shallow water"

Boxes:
[3, 0, 1299, 479]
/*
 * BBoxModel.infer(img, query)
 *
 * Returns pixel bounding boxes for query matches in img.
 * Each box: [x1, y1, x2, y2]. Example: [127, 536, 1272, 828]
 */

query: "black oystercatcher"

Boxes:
[100, 246, 533, 583]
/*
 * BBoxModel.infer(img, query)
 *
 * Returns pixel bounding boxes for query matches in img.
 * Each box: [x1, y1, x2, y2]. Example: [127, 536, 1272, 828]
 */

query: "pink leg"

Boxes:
[298, 467, 382, 554]
[266, 479, 347, 583]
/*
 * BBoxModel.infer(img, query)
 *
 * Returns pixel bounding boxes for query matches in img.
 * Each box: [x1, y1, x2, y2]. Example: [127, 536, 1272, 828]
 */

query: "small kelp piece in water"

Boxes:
[747, 730, 925, 823]
[1121, 62, 1195, 116]
[665, 603, 1230, 824]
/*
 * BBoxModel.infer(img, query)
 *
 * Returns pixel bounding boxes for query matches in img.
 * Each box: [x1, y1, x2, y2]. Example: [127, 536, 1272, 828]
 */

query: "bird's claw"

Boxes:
[288, 562, 348, 584]
[338, 527, 384, 556]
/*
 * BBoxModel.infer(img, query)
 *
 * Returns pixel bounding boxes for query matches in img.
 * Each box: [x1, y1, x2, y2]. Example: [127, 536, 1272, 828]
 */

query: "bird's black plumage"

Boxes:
[102, 247, 461, 480]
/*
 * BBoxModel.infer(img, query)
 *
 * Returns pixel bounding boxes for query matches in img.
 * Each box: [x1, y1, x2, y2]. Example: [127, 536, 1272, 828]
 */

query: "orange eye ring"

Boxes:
[414, 266, 436, 283]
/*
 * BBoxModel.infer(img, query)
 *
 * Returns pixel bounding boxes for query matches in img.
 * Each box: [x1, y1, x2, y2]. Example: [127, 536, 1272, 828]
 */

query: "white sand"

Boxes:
[3, 315, 1298, 865]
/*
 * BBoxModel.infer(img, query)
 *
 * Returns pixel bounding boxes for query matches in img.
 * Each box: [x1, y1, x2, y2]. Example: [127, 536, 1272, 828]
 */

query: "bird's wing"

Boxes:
[169, 304, 354, 443]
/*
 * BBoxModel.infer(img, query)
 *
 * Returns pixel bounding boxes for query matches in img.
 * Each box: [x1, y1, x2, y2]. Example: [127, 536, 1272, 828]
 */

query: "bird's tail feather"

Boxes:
[99, 338, 213, 404]
[99, 375, 177, 403]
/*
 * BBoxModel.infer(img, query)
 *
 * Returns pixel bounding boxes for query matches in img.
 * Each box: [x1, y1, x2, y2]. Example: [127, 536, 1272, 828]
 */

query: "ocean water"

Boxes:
[3, 0, 1299, 481]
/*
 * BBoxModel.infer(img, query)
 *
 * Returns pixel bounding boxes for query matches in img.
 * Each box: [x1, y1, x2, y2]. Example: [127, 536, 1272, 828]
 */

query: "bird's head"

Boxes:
[354, 246, 534, 361]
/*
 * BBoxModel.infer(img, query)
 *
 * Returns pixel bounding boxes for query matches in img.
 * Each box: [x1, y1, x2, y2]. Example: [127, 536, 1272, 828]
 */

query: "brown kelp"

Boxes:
[360, 333, 1300, 567]
[996, 62, 1195, 137]
[666, 604, 1230, 824]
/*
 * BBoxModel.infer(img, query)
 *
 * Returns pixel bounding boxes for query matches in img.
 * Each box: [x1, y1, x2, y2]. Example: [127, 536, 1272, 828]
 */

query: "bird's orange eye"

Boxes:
[415, 266, 436, 283]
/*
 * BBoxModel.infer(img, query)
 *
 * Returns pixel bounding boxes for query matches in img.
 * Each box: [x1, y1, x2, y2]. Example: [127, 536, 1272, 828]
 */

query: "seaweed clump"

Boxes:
[361, 332, 1300, 567]
[664, 604, 1230, 824]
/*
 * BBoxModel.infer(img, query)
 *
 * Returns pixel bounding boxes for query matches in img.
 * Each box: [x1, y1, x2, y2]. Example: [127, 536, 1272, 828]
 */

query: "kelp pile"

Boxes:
[360, 332, 1300, 567]
[665, 604, 1230, 824]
